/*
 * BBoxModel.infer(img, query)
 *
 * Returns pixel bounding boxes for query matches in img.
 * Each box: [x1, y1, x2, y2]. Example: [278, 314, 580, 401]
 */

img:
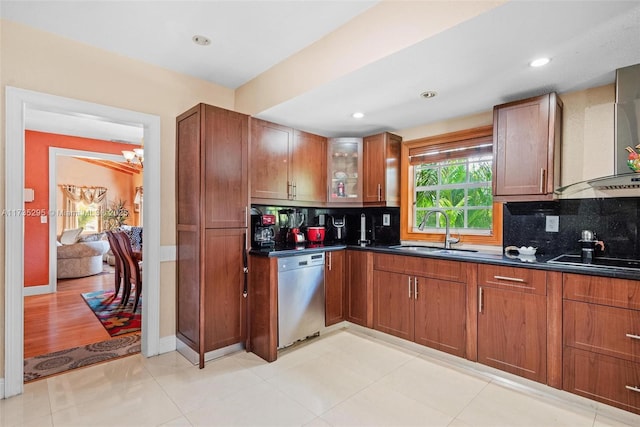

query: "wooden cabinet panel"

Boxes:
[403, 256, 466, 282]
[478, 264, 546, 295]
[373, 270, 414, 341]
[176, 108, 201, 227]
[564, 347, 640, 415]
[176, 228, 200, 350]
[248, 255, 278, 363]
[493, 92, 562, 201]
[414, 278, 466, 357]
[250, 118, 291, 200]
[325, 250, 345, 326]
[478, 286, 547, 382]
[291, 130, 327, 203]
[204, 105, 248, 229]
[564, 300, 640, 363]
[363, 132, 401, 206]
[563, 273, 640, 310]
[345, 250, 372, 327]
[204, 229, 247, 352]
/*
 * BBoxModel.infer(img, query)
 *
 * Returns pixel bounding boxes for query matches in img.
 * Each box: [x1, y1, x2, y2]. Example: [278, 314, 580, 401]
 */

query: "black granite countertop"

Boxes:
[249, 243, 640, 281]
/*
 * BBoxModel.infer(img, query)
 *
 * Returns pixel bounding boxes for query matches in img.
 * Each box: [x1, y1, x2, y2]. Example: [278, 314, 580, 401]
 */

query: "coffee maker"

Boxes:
[251, 214, 276, 248]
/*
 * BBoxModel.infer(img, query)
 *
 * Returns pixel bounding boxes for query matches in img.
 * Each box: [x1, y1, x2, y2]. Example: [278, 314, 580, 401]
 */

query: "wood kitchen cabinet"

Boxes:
[176, 104, 249, 368]
[563, 273, 640, 414]
[363, 132, 402, 206]
[325, 250, 346, 326]
[328, 137, 363, 205]
[477, 264, 547, 383]
[373, 253, 467, 357]
[250, 118, 327, 204]
[345, 249, 373, 327]
[493, 92, 563, 201]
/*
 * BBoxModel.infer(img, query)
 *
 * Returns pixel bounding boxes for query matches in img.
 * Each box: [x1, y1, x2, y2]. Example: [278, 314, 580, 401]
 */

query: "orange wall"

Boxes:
[25, 130, 138, 287]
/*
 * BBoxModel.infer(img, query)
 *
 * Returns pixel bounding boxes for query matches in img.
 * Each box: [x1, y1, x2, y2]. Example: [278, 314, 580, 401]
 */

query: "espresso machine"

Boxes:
[251, 214, 276, 248]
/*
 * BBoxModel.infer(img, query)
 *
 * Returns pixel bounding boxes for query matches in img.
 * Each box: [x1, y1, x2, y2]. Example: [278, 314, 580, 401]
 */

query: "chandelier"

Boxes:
[122, 148, 144, 168]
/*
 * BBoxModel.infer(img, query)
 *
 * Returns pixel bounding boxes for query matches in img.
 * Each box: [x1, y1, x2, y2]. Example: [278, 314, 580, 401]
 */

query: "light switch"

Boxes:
[383, 213, 391, 226]
[546, 215, 559, 232]
[40, 215, 47, 224]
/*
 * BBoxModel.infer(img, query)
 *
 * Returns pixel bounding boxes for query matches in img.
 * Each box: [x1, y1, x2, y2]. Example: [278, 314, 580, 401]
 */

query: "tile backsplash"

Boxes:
[503, 197, 640, 258]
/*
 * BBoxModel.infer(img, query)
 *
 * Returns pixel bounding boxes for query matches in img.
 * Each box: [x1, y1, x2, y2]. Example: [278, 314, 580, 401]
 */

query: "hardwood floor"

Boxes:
[24, 265, 115, 358]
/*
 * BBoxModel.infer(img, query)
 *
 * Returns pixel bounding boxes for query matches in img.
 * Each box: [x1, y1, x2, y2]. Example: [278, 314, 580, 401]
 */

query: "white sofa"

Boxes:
[56, 228, 110, 279]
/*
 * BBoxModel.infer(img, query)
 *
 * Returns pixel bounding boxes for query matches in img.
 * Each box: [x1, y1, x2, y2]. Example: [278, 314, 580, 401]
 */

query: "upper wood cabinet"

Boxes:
[493, 92, 562, 201]
[250, 118, 327, 204]
[327, 137, 363, 205]
[363, 132, 402, 206]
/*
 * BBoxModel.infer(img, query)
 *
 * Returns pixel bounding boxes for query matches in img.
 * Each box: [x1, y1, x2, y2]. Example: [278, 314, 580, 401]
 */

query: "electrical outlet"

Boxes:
[383, 213, 391, 226]
[546, 215, 559, 232]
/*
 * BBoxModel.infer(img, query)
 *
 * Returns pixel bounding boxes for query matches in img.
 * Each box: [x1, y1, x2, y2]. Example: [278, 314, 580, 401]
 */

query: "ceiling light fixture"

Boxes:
[192, 35, 211, 46]
[529, 57, 550, 67]
[420, 91, 438, 99]
[122, 148, 144, 168]
[352, 112, 365, 119]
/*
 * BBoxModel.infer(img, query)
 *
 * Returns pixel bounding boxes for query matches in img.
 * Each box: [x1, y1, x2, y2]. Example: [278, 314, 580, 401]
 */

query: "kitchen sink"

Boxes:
[389, 245, 478, 254]
[547, 254, 640, 271]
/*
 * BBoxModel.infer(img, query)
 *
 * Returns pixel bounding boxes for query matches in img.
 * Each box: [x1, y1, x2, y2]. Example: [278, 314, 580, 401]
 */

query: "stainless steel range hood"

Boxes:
[557, 64, 640, 194]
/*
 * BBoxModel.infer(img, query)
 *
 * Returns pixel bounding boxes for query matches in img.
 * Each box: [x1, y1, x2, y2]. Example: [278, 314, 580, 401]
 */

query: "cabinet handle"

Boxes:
[377, 183, 382, 201]
[539, 168, 546, 193]
[327, 252, 332, 271]
[493, 275, 525, 283]
[408, 277, 412, 299]
[478, 287, 484, 313]
[244, 206, 248, 228]
[293, 182, 297, 199]
[625, 385, 640, 393]
[414, 277, 418, 300]
[287, 181, 292, 200]
[626, 333, 640, 340]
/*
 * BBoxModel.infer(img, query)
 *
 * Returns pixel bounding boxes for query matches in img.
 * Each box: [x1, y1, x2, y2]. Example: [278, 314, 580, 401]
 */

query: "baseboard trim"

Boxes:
[157, 335, 176, 355]
[23, 284, 52, 296]
[0, 378, 5, 399]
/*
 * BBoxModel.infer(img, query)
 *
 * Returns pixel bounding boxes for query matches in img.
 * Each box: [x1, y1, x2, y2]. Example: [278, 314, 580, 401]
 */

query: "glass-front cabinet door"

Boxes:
[327, 137, 363, 204]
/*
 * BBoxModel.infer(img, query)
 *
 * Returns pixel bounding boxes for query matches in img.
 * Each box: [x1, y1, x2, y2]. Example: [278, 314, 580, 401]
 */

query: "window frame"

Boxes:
[401, 125, 502, 246]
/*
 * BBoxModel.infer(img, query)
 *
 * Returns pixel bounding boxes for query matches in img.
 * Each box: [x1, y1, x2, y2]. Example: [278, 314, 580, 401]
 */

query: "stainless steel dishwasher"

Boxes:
[277, 252, 325, 348]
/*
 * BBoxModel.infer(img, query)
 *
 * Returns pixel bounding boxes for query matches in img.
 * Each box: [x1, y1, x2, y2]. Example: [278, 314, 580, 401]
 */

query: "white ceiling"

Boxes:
[3, 0, 640, 139]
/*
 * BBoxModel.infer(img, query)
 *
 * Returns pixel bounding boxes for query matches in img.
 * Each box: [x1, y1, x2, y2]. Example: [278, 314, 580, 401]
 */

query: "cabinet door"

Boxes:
[493, 93, 556, 198]
[373, 270, 414, 341]
[291, 130, 327, 203]
[325, 250, 345, 326]
[345, 250, 372, 327]
[250, 118, 292, 200]
[204, 228, 247, 352]
[204, 105, 248, 228]
[478, 287, 547, 382]
[414, 278, 466, 357]
[328, 138, 363, 203]
[363, 133, 386, 203]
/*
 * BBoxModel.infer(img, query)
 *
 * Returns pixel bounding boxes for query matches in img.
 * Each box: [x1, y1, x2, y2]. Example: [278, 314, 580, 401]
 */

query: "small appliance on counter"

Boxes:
[306, 226, 325, 243]
[251, 213, 276, 248]
[579, 229, 605, 264]
[329, 215, 346, 242]
[279, 208, 306, 244]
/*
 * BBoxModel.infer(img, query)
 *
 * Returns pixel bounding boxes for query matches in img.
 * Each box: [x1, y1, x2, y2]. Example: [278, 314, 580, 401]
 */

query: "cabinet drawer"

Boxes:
[564, 347, 640, 414]
[563, 274, 640, 310]
[478, 264, 546, 295]
[373, 253, 465, 282]
[564, 300, 640, 363]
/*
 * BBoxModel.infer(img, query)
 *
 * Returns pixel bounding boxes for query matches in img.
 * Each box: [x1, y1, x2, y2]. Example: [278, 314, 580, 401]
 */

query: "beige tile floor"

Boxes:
[3, 328, 640, 427]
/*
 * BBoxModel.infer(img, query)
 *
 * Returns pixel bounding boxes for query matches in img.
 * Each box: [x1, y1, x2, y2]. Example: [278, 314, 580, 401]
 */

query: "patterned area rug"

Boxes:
[81, 289, 141, 337]
[24, 334, 141, 383]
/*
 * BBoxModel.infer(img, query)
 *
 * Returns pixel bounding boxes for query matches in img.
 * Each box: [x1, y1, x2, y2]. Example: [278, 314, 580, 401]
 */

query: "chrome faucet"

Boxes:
[418, 209, 460, 249]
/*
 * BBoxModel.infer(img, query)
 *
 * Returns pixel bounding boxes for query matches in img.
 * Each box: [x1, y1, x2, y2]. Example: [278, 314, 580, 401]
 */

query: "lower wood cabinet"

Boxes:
[477, 265, 547, 383]
[563, 273, 640, 414]
[325, 250, 345, 326]
[373, 253, 467, 357]
[345, 250, 373, 327]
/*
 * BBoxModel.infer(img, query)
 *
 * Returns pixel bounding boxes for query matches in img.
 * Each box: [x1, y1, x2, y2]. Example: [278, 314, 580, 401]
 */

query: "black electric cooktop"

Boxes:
[547, 254, 640, 271]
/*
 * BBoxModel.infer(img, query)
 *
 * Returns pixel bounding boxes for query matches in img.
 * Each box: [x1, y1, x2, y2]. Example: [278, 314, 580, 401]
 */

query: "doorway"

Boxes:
[5, 87, 161, 398]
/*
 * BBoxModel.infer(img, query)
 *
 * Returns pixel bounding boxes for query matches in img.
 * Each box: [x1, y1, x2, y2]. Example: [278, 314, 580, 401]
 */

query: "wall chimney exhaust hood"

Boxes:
[556, 63, 640, 194]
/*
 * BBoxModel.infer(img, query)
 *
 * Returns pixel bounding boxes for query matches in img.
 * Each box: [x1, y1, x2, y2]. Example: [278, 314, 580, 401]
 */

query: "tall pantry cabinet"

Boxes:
[176, 104, 249, 368]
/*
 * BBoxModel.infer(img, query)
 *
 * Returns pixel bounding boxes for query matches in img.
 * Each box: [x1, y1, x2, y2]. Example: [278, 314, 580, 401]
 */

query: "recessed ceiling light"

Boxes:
[420, 91, 438, 99]
[352, 112, 365, 119]
[192, 35, 211, 46]
[529, 57, 550, 67]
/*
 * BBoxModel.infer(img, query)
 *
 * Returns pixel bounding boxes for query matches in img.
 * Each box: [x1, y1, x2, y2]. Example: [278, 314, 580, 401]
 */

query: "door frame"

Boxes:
[4, 86, 161, 398]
